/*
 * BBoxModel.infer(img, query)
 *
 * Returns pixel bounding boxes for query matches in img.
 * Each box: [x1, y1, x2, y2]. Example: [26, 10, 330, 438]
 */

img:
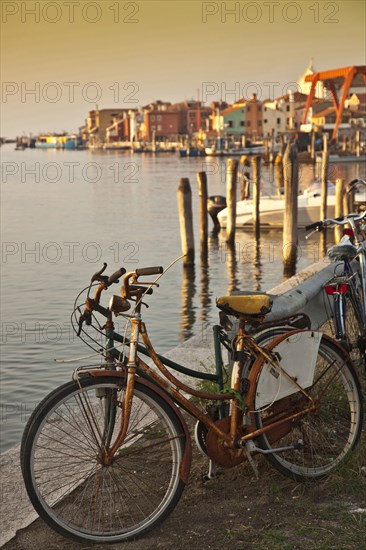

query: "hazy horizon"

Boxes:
[1, 0, 365, 138]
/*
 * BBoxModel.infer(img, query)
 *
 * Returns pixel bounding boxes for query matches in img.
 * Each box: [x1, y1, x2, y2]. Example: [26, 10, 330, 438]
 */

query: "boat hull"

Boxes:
[217, 196, 337, 229]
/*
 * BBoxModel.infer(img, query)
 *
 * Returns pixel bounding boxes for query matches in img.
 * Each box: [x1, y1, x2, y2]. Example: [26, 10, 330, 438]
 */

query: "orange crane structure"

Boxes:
[302, 65, 366, 141]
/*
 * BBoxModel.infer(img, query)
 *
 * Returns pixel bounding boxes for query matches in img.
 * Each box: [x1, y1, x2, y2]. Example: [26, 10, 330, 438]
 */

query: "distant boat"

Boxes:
[179, 147, 205, 157]
[217, 181, 366, 229]
[36, 135, 77, 150]
[205, 144, 279, 157]
[102, 142, 131, 150]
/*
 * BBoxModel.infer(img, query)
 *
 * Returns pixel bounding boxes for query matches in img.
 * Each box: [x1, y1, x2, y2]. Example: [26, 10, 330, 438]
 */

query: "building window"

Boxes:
[286, 105, 290, 112]
[264, 118, 268, 123]
[157, 125, 162, 131]
[227, 121, 233, 128]
[240, 121, 245, 126]
[264, 107, 267, 112]
[189, 112, 195, 118]
[277, 118, 281, 124]
[247, 106, 251, 112]
[157, 115, 162, 121]
[151, 115, 155, 122]
[286, 118, 290, 124]
[258, 106, 261, 112]
[247, 121, 251, 127]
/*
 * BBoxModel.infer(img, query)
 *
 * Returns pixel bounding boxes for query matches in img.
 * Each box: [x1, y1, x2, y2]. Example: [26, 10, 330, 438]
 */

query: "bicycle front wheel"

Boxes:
[251, 332, 363, 481]
[21, 376, 187, 544]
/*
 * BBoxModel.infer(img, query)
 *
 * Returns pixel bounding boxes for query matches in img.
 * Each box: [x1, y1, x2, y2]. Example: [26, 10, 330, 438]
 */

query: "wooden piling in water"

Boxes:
[310, 130, 315, 161]
[343, 182, 355, 215]
[275, 154, 284, 196]
[320, 134, 329, 221]
[269, 129, 275, 164]
[335, 178, 344, 243]
[355, 130, 361, 157]
[283, 142, 299, 272]
[196, 171, 208, 256]
[177, 177, 195, 266]
[251, 156, 261, 234]
[226, 159, 239, 244]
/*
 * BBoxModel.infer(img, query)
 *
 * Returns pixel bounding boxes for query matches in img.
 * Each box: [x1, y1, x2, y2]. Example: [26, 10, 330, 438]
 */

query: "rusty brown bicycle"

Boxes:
[21, 264, 364, 544]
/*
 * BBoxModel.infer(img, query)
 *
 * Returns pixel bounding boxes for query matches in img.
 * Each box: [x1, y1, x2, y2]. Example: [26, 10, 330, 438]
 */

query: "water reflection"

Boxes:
[225, 242, 240, 294]
[199, 259, 210, 327]
[252, 237, 263, 291]
[179, 266, 196, 342]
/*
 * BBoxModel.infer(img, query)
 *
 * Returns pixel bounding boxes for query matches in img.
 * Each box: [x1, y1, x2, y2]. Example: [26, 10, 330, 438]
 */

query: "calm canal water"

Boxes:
[1, 144, 364, 452]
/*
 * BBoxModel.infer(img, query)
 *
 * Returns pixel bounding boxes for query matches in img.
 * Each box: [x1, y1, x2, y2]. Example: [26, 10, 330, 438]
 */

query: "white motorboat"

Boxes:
[217, 182, 366, 229]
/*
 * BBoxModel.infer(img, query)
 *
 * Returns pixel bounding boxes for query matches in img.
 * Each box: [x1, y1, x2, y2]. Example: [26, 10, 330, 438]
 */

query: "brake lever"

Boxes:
[91, 263, 107, 283]
[77, 309, 92, 336]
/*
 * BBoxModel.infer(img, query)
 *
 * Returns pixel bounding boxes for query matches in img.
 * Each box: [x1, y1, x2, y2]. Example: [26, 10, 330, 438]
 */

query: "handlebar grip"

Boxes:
[305, 221, 323, 231]
[135, 266, 164, 276]
[107, 267, 126, 286]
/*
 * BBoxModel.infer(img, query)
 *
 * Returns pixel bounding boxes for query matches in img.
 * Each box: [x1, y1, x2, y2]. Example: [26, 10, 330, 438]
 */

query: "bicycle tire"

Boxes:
[334, 284, 366, 374]
[21, 376, 187, 544]
[250, 332, 363, 481]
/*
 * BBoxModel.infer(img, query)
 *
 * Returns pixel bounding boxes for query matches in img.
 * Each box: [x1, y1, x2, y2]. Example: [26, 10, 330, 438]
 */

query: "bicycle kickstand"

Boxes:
[202, 460, 220, 482]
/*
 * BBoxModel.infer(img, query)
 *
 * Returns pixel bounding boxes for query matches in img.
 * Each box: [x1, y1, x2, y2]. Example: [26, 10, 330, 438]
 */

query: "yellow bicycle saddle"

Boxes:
[216, 294, 273, 318]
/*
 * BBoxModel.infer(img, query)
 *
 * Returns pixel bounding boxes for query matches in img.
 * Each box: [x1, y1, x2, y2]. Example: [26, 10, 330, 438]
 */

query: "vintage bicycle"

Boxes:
[21, 263, 364, 544]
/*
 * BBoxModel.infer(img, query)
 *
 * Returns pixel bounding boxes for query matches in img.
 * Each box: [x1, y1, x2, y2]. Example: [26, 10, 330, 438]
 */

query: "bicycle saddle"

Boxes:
[216, 294, 273, 318]
[327, 236, 357, 262]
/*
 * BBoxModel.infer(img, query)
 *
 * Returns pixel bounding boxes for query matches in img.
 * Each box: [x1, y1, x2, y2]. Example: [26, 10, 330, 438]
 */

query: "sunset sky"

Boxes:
[1, 0, 365, 137]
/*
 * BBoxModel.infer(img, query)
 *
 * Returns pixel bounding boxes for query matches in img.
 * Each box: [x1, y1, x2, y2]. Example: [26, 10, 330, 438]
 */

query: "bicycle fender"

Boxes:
[87, 369, 192, 484]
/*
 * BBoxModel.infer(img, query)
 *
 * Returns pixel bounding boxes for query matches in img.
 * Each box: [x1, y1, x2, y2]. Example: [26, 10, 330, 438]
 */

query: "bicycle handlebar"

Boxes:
[305, 211, 366, 233]
[135, 266, 164, 276]
[349, 178, 366, 191]
[79, 265, 164, 334]
[305, 215, 344, 232]
[107, 267, 127, 286]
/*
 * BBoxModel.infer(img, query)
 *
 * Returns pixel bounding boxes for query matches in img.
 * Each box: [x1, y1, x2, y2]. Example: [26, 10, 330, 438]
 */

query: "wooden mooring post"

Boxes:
[343, 182, 355, 215]
[335, 178, 344, 243]
[275, 154, 284, 196]
[196, 171, 208, 257]
[177, 178, 195, 266]
[226, 158, 239, 244]
[251, 155, 261, 235]
[269, 129, 275, 164]
[320, 134, 329, 222]
[310, 130, 315, 161]
[283, 142, 299, 273]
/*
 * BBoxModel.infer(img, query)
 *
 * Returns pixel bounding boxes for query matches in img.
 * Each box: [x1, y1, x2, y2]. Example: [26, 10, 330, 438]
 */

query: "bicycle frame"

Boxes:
[79, 290, 317, 465]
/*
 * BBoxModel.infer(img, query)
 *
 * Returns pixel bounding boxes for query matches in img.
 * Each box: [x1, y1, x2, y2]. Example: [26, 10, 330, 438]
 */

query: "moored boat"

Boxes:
[217, 182, 366, 229]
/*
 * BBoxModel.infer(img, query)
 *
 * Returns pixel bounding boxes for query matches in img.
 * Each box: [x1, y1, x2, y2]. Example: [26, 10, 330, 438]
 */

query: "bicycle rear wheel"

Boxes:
[251, 332, 363, 481]
[21, 376, 187, 544]
[334, 285, 366, 374]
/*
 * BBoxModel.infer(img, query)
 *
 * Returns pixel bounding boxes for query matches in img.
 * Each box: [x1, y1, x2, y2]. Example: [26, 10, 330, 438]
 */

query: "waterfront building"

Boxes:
[297, 60, 325, 98]
[219, 103, 246, 136]
[243, 93, 263, 139]
[87, 108, 131, 146]
[262, 100, 287, 137]
[142, 101, 180, 141]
